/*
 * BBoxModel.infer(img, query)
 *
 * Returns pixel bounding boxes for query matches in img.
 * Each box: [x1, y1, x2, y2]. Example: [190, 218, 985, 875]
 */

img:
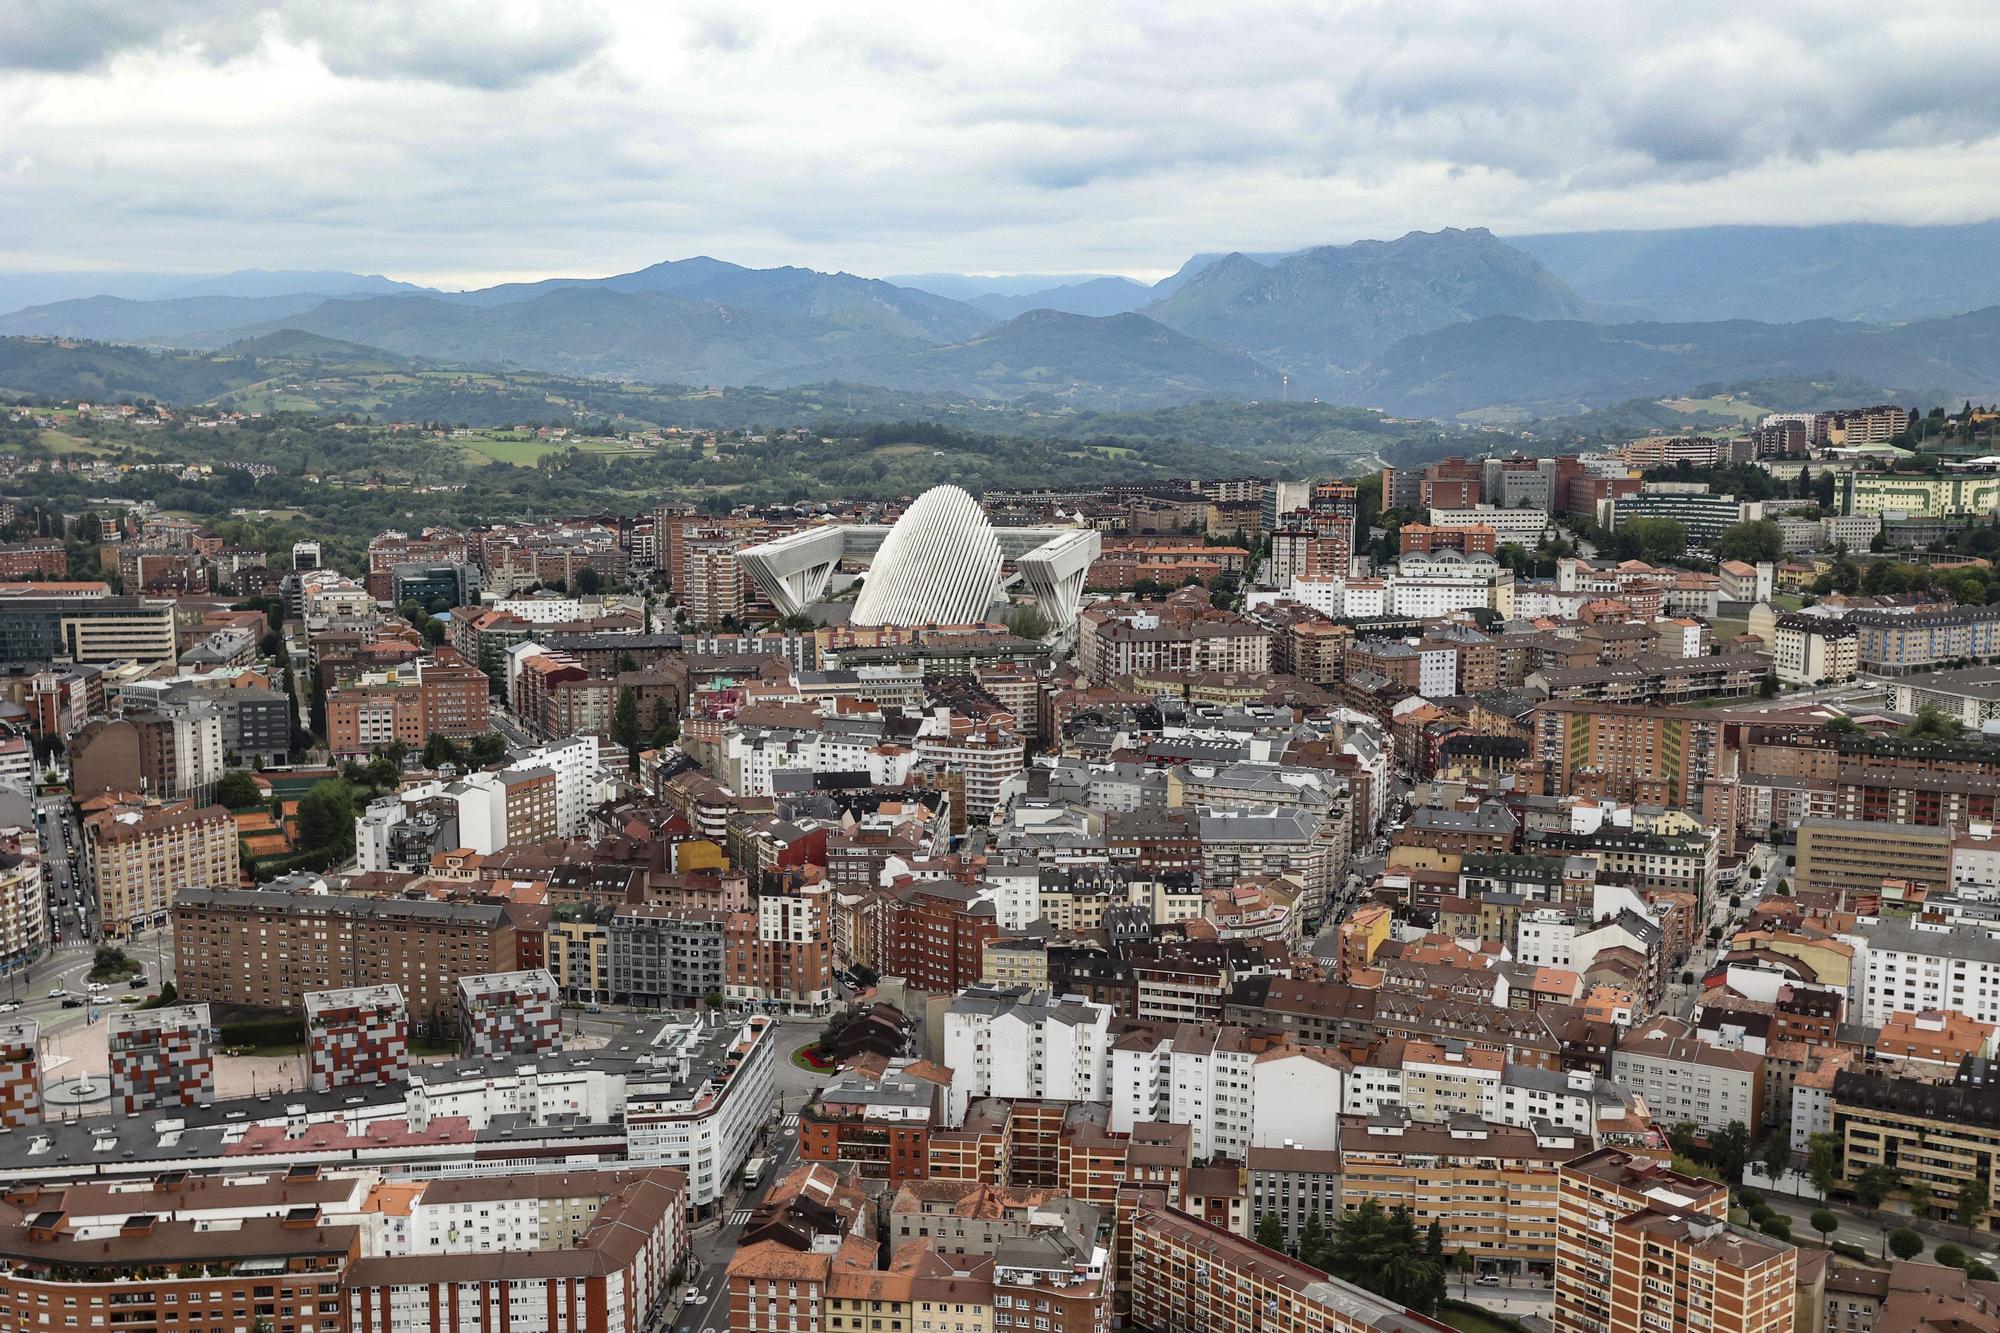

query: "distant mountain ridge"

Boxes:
[1509, 221, 2000, 322]
[1351, 306, 2000, 417]
[8, 222, 2000, 417]
[1141, 228, 1591, 389]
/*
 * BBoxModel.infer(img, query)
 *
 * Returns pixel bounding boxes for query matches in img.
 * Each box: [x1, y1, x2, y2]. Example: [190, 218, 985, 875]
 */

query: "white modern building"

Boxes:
[623, 1012, 777, 1207]
[1860, 919, 2000, 1028]
[740, 485, 1101, 633]
[941, 985, 1114, 1124]
[1110, 1024, 1346, 1159]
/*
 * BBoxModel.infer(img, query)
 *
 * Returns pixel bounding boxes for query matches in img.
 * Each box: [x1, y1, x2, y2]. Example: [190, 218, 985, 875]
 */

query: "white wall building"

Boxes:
[942, 986, 1113, 1125]
[1860, 919, 2000, 1028]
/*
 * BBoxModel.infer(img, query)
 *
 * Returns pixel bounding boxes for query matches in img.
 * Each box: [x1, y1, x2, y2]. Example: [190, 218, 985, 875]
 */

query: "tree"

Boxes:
[1760, 1129, 1792, 1180]
[1668, 1122, 1703, 1160]
[1715, 519, 1786, 565]
[575, 566, 602, 595]
[1618, 516, 1689, 563]
[295, 779, 359, 855]
[1806, 1132, 1843, 1198]
[1255, 1213, 1287, 1252]
[1855, 1164, 1903, 1211]
[468, 733, 508, 766]
[1007, 603, 1052, 641]
[1937, 1243, 1969, 1270]
[612, 687, 641, 771]
[422, 733, 465, 770]
[1710, 1121, 1751, 1185]
[1889, 1227, 1924, 1260]
[1903, 704, 1964, 743]
[1810, 1209, 1839, 1244]
[1955, 1178, 1990, 1236]
[215, 770, 263, 809]
[1758, 1215, 1791, 1241]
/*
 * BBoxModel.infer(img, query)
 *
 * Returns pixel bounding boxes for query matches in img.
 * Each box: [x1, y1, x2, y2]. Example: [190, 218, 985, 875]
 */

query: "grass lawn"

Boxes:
[1773, 593, 1807, 611]
[1659, 394, 1769, 421]
[1710, 617, 1751, 641]
[1439, 1303, 1530, 1333]
[38, 428, 118, 456]
[790, 1042, 835, 1073]
[458, 432, 650, 467]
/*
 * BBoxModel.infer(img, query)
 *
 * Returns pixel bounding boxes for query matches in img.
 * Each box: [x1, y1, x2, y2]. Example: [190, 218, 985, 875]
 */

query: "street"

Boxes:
[1, 792, 173, 1048]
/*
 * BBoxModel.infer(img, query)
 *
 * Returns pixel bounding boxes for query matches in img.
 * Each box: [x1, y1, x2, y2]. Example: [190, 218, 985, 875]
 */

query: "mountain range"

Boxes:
[8, 221, 2000, 417]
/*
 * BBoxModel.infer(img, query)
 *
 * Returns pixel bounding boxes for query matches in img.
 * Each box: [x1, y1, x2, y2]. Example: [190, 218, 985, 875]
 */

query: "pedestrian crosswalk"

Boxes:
[728, 1209, 753, 1226]
[781, 1114, 800, 1128]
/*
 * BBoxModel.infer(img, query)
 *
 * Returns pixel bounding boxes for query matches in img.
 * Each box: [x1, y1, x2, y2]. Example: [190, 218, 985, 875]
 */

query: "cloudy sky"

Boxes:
[4, 0, 1998, 290]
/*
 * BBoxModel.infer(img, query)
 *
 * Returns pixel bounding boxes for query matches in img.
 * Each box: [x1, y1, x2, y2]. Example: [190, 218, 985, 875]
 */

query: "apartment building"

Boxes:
[173, 886, 528, 1031]
[1830, 1062, 2000, 1231]
[1608, 1210, 1794, 1333]
[1860, 920, 2000, 1028]
[85, 799, 238, 939]
[1075, 604, 1273, 687]
[1555, 1149, 1730, 1333]
[1130, 1201, 1449, 1333]
[610, 903, 728, 1007]
[1338, 1112, 1577, 1277]
[0, 593, 177, 664]
[106, 1002, 214, 1114]
[1796, 818, 1954, 898]
[70, 700, 212, 796]
[0, 1017, 41, 1127]
[1847, 604, 2000, 675]
[0, 1214, 359, 1331]
[725, 877, 835, 1014]
[942, 985, 1115, 1123]
[1772, 615, 1859, 686]
[1613, 1016, 1764, 1134]
[804, 1060, 948, 1184]
[346, 1169, 688, 1333]
[1109, 1024, 1346, 1160]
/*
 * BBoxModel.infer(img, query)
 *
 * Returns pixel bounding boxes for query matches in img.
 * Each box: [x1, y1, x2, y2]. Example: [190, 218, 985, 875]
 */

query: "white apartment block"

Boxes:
[1860, 919, 2000, 1028]
[1110, 1025, 1343, 1159]
[941, 985, 1113, 1124]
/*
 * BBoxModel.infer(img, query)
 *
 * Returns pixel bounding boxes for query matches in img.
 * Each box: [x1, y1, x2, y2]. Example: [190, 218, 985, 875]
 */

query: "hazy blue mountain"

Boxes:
[809, 309, 1284, 406]
[446, 257, 992, 344]
[1351, 307, 2000, 417]
[1144, 228, 1589, 388]
[967, 277, 1153, 319]
[161, 269, 431, 299]
[886, 272, 1132, 300]
[194, 295, 1277, 408]
[1147, 249, 1300, 300]
[207, 287, 924, 387]
[0, 293, 362, 342]
[0, 271, 191, 315]
[1511, 221, 2000, 323]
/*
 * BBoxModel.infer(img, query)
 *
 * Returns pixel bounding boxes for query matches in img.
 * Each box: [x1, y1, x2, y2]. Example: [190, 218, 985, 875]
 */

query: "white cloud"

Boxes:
[1, 0, 1998, 286]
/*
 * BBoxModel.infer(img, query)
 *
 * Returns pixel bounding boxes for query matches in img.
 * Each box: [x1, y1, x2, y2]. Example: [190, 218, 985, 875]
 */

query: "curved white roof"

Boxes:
[852, 485, 1005, 627]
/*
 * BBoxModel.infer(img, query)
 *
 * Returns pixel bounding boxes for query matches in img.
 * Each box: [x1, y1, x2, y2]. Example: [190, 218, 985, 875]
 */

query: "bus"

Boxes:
[742, 1155, 771, 1190]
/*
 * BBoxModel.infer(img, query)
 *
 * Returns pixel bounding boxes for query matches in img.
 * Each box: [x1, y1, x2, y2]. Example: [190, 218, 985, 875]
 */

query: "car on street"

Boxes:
[0, 1002, 18, 1014]
[46, 987, 65, 999]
